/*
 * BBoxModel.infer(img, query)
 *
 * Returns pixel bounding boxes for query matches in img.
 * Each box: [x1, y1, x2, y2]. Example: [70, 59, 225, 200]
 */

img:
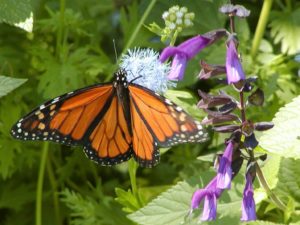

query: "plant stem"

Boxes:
[229, 9, 246, 123]
[250, 0, 274, 59]
[239, 92, 246, 122]
[122, 0, 157, 56]
[169, 29, 179, 46]
[255, 162, 286, 211]
[36, 142, 49, 225]
[285, 0, 292, 11]
[56, 0, 66, 59]
[128, 159, 142, 206]
[229, 15, 235, 33]
[46, 155, 61, 225]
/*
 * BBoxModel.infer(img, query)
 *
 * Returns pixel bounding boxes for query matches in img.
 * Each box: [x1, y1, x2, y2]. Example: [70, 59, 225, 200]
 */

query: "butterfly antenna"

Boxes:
[130, 75, 143, 83]
[113, 39, 118, 64]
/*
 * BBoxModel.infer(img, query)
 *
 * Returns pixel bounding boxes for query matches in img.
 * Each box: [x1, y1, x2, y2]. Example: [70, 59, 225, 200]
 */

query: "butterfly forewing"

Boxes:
[11, 84, 113, 145]
[130, 98, 159, 167]
[128, 84, 208, 147]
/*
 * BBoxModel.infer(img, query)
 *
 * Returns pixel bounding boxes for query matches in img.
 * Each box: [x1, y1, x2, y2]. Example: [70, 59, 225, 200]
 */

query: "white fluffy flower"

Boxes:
[168, 22, 176, 30]
[162, 11, 169, 20]
[176, 18, 183, 25]
[176, 11, 183, 18]
[184, 18, 192, 26]
[120, 48, 174, 93]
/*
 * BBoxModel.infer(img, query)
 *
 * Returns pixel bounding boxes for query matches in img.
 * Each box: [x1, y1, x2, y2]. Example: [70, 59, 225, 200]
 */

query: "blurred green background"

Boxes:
[0, 0, 299, 224]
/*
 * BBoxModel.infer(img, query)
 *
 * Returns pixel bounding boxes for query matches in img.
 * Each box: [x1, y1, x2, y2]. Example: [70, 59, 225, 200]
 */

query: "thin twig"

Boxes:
[255, 162, 286, 211]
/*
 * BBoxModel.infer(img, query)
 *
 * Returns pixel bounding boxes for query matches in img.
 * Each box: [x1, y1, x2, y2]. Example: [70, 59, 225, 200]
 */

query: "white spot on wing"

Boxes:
[40, 105, 45, 110]
[52, 97, 60, 104]
[176, 106, 183, 111]
[165, 99, 172, 105]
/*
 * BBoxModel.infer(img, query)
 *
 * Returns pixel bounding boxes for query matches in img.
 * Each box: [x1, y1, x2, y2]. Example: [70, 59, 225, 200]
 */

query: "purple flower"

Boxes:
[217, 141, 234, 189]
[160, 35, 211, 80]
[226, 37, 246, 84]
[241, 174, 257, 221]
[160, 29, 227, 80]
[190, 176, 223, 221]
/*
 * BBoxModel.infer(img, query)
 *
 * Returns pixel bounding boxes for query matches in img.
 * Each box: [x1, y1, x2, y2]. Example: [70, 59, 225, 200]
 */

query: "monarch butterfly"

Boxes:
[11, 69, 208, 167]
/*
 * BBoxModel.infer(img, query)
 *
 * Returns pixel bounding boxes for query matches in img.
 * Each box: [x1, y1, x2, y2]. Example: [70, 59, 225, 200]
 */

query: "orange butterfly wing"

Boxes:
[128, 84, 208, 167]
[11, 84, 114, 146]
[83, 96, 133, 165]
[130, 98, 159, 167]
[11, 77, 208, 168]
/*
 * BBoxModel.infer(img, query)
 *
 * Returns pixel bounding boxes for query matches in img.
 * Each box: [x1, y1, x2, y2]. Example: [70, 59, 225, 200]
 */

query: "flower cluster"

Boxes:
[158, 3, 275, 222]
[162, 6, 195, 32]
[145, 6, 195, 44]
[120, 48, 173, 93]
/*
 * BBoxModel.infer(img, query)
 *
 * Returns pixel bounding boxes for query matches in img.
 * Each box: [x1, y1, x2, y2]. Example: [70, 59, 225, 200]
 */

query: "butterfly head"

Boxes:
[114, 68, 128, 88]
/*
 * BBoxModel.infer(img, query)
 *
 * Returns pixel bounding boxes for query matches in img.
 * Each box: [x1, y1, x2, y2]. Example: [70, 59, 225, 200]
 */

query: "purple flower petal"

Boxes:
[226, 39, 246, 84]
[241, 174, 256, 221]
[201, 193, 217, 221]
[159, 35, 211, 63]
[167, 53, 187, 80]
[190, 189, 209, 210]
[217, 142, 234, 189]
[159, 34, 217, 80]
[176, 35, 211, 59]
[190, 176, 223, 218]
[159, 46, 178, 62]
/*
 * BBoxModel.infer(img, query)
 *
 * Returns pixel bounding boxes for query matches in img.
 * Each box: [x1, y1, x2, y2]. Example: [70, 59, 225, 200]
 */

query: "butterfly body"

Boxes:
[11, 69, 208, 167]
[114, 69, 132, 136]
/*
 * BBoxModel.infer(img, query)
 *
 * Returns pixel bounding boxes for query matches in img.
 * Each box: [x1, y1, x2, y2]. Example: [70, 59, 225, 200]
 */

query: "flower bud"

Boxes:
[248, 88, 264, 106]
[254, 122, 274, 131]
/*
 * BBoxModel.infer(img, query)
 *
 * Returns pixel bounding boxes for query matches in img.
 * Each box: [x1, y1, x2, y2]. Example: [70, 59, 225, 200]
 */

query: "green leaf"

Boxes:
[275, 158, 300, 202]
[259, 96, 300, 159]
[115, 188, 141, 213]
[128, 172, 244, 225]
[61, 188, 134, 225]
[249, 221, 285, 225]
[0, 144, 15, 179]
[0, 76, 27, 98]
[0, 182, 35, 211]
[0, 0, 33, 32]
[270, 9, 300, 55]
[260, 154, 282, 189]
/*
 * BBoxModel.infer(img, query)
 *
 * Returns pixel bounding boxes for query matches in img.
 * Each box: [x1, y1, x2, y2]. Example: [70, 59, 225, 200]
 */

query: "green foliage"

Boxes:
[259, 96, 300, 159]
[270, 8, 300, 55]
[115, 188, 141, 213]
[61, 188, 133, 225]
[0, 0, 299, 225]
[249, 221, 285, 225]
[0, 0, 33, 32]
[129, 171, 245, 225]
[0, 76, 27, 98]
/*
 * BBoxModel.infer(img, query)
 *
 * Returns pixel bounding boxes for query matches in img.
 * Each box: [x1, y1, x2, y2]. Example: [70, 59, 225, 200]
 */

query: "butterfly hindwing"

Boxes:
[83, 96, 133, 166]
[128, 84, 208, 148]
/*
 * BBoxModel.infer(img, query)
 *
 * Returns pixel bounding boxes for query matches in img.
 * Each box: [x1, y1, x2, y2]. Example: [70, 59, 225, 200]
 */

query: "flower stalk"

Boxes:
[255, 162, 286, 211]
[156, 2, 283, 222]
[250, 0, 274, 58]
